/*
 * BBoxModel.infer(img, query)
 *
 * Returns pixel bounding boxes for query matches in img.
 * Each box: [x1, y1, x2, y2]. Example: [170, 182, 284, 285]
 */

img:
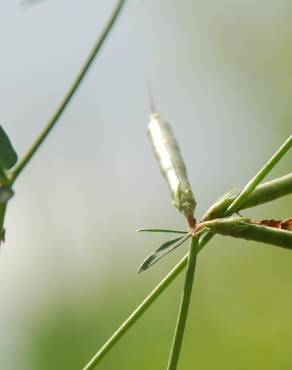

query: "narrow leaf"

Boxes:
[137, 228, 187, 234]
[138, 234, 190, 273]
[0, 126, 18, 170]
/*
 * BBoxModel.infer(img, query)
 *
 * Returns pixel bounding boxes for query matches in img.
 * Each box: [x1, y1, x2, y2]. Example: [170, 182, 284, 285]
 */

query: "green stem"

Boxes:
[10, 0, 127, 184]
[81, 243, 193, 370]
[242, 172, 292, 210]
[83, 135, 291, 369]
[0, 202, 7, 242]
[167, 236, 199, 370]
[82, 233, 211, 370]
[0, 167, 9, 184]
[225, 134, 292, 215]
[202, 173, 292, 221]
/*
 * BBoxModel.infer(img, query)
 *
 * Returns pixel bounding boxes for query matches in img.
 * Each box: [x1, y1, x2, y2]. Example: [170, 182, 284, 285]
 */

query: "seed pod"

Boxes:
[198, 216, 292, 249]
[0, 126, 18, 170]
[147, 112, 196, 218]
[201, 189, 237, 221]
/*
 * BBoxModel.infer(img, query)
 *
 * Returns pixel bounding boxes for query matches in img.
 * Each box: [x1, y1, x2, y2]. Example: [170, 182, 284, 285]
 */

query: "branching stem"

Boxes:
[83, 134, 292, 369]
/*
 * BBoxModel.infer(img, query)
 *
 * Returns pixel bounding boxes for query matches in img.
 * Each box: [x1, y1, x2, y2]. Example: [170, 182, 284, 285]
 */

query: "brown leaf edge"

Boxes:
[250, 218, 292, 231]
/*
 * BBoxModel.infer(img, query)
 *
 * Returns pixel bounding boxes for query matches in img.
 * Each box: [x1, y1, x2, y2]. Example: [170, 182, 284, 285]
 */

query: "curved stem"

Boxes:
[10, 0, 127, 184]
[167, 236, 199, 370]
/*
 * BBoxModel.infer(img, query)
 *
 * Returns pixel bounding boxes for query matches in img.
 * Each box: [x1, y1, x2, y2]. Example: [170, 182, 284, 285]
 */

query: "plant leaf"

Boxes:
[137, 228, 187, 234]
[0, 126, 18, 170]
[138, 234, 190, 273]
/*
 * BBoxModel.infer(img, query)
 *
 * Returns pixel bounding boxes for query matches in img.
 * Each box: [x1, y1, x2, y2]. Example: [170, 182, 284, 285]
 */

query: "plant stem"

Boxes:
[0, 202, 7, 242]
[202, 173, 292, 221]
[224, 134, 292, 215]
[167, 236, 199, 370]
[242, 172, 292, 210]
[10, 0, 127, 184]
[0, 167, 9, 184]
[83, 135, 291, 369]
[81, 237, 196, 370]
[82, 233, 211, 370]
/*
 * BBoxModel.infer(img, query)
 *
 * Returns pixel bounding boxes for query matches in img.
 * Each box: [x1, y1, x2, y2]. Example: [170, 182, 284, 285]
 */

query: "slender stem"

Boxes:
[0, 202, 7, 242]
[83, 135, 291, 369]
[242, 172, 292, 210]
[166, 136, 292, 369]
[81, 243, 192, 370]
[82, 232, 211, 370]
[225, 134, 292, 215]
[10, 0, 127, 184]
[202, 173, 292, 221]
[0, 167, 9, 184]
[167, 236, 199, 370]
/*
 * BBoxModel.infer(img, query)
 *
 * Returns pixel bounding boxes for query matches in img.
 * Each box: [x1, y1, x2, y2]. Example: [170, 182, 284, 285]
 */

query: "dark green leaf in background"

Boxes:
[0, 126, 18, 170]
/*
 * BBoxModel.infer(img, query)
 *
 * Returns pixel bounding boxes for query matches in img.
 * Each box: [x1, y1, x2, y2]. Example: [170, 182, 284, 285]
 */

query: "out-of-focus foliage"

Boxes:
[0, 126, 17, 170]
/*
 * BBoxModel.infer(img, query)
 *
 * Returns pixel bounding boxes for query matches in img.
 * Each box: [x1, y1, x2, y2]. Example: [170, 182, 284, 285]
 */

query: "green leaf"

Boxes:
[138, 234, 190, 273]
[137, 228, 187, 234]
[0, 126, 18, 170]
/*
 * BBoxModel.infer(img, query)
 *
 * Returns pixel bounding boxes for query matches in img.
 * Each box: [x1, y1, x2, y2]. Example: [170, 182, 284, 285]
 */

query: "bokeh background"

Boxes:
[0, 1, 291, 369]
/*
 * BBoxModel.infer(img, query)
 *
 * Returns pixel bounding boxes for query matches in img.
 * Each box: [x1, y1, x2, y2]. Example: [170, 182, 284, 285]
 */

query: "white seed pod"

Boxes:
[147, 112, 196, 218]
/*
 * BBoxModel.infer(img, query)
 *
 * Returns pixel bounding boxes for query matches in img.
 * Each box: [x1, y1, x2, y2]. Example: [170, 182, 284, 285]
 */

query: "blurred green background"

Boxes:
[0, 1, 291, 369]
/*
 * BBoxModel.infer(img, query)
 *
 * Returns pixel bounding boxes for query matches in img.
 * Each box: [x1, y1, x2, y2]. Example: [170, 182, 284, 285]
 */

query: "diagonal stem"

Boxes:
[224, 134, 292, 215]
[0, 167, 9, 184]
[10, 0, 127, 184]
[81, 240, 198, 370]
[202, 173, 292, 221]
[82, 232, 212, 370]
[82, 134, 292, 369]
[167, 236, 199, 370]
